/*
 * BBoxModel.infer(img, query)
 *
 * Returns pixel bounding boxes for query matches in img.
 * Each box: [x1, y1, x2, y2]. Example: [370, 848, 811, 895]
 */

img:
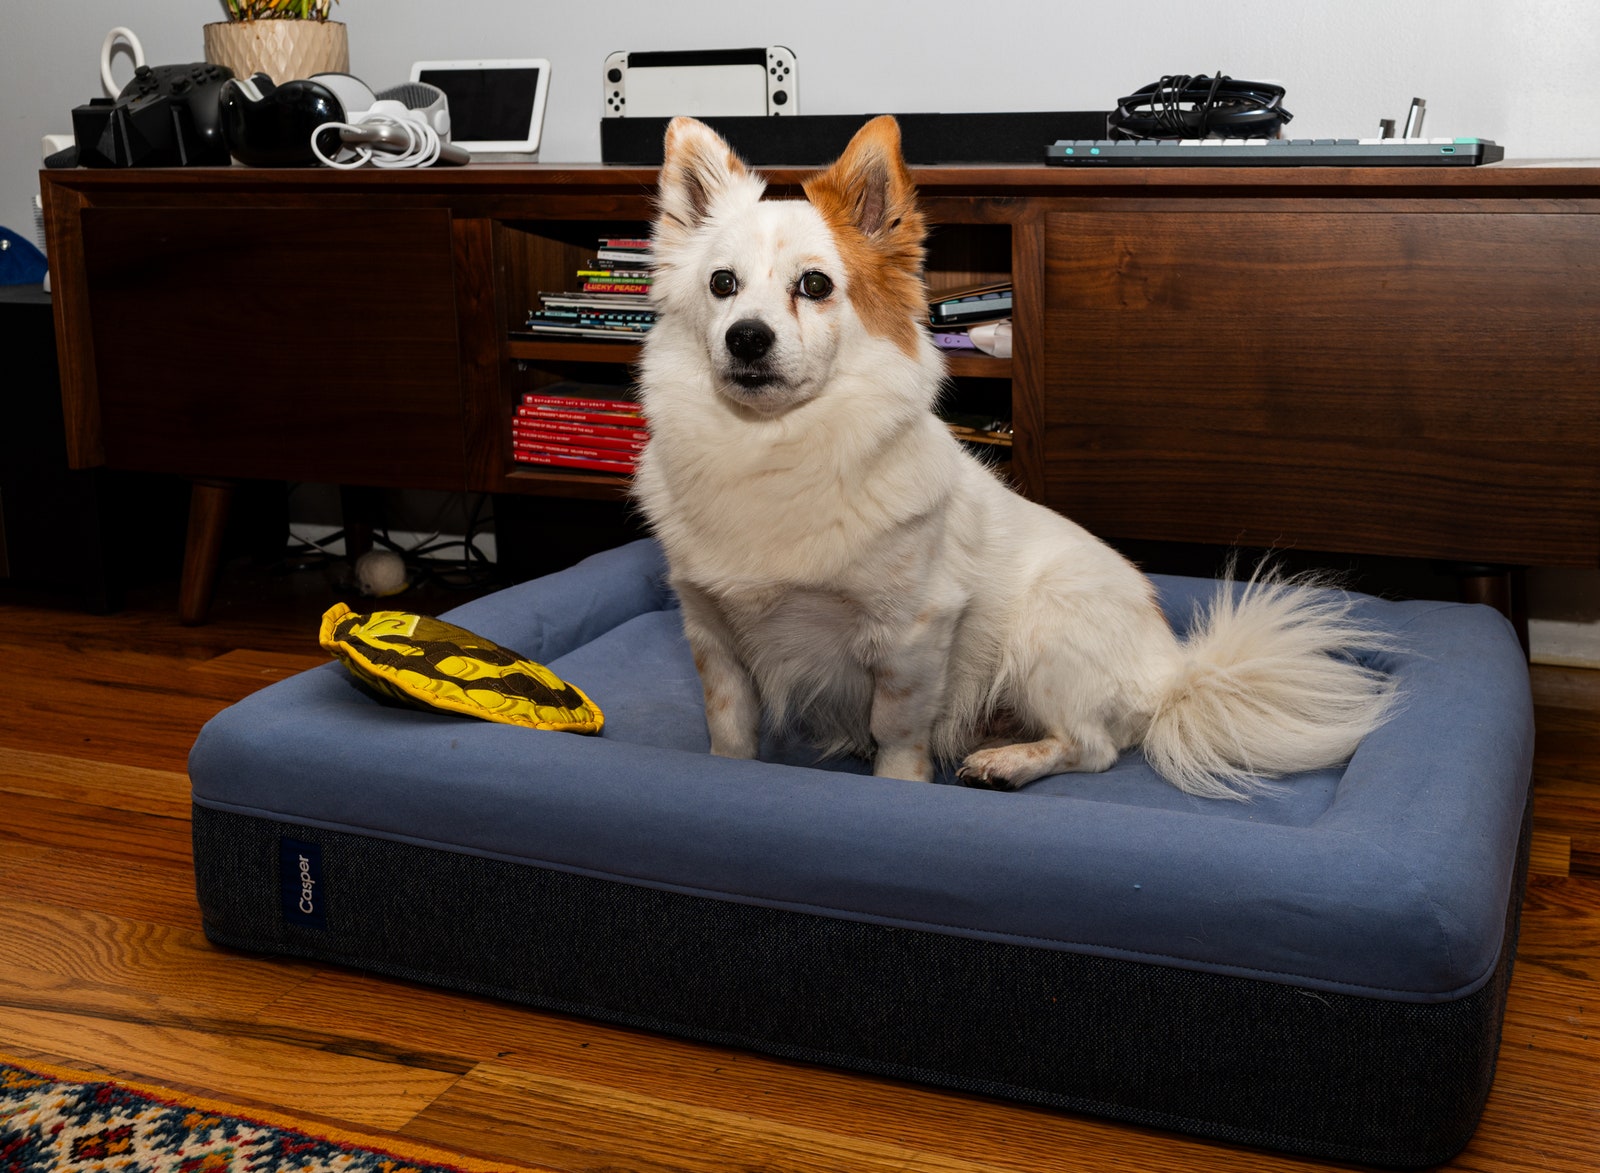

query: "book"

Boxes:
[536, 291, 653, 311]
[513, 424, 647, 455]
[512, 446, 636, 474]
[518, 385, 642, 421]
[513, 414, 649, 442]
[515, 319, 652, 340]
[521, 390, 642, 414]
[512, 436, 643, 464]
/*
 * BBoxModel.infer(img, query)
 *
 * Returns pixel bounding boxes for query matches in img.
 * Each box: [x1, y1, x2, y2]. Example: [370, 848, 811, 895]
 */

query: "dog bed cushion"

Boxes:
[189, 538, 1534, 1167]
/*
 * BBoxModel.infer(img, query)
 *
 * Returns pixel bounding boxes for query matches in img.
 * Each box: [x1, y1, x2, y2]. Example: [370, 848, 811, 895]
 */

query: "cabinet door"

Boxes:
[79, 206, 466, 489]
[1040, 208, 1600, 566]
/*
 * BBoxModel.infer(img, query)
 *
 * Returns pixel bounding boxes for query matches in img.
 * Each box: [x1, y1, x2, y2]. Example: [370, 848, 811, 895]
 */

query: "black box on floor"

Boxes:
[601, 111, 1109, 166]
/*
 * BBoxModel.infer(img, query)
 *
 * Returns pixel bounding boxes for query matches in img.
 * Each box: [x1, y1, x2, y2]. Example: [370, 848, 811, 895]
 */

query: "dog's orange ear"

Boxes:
[803, 116, 925, 276]
[803, 116, 927, 355]
[655, 117, 765, 248]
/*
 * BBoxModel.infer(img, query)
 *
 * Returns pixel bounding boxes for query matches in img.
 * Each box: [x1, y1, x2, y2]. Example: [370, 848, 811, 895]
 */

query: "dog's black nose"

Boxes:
[725, 319, 775, 363]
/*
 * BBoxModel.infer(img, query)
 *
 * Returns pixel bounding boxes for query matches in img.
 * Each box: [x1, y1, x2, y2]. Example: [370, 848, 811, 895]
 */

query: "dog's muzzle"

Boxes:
[724, 318, 779, 388]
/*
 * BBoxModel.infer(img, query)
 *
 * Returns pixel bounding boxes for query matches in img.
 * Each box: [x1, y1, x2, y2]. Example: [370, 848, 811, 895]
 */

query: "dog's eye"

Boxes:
[709, 269, 738, 298]
[798, 271, 834, 300]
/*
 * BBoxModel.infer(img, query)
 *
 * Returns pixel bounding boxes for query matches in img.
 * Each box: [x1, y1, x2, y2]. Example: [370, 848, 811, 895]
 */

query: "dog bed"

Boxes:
[189, 539, 1534, 1167]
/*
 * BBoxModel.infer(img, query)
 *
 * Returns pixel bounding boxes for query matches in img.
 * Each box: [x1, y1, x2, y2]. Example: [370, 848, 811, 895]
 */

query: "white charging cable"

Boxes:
[312, 101, 444, 169]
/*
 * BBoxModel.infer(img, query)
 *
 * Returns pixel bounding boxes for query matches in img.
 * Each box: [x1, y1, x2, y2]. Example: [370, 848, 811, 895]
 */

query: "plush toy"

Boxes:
[318, 603, 603, 733]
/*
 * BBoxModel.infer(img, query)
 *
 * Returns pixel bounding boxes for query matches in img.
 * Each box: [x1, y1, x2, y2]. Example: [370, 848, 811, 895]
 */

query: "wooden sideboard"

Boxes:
[40, 161, 1600, 622]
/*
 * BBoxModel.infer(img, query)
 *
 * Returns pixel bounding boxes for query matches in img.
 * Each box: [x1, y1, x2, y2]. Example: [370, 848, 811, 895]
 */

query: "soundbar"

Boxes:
[1046, 137, 1505, 167]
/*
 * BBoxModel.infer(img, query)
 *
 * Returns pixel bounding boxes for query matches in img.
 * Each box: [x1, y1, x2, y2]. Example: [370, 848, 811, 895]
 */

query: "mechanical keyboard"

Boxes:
[1046, 137, 1505, 167]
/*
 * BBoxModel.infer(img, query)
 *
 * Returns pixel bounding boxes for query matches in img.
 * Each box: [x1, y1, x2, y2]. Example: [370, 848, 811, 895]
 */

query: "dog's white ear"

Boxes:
[655, 117, 765, 248]
[802, 115, 925, 275]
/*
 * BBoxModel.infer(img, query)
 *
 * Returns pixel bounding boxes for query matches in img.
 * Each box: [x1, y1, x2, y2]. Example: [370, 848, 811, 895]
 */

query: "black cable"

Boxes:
[1109, 73, 1293, 140]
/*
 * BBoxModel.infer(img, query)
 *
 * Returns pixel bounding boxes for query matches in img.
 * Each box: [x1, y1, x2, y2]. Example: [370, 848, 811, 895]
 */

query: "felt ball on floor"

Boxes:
[355, 549, 409, 597]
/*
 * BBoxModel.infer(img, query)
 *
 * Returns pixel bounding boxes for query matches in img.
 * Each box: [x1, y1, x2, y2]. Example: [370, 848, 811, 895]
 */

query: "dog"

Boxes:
[632, 115, 1396, 798]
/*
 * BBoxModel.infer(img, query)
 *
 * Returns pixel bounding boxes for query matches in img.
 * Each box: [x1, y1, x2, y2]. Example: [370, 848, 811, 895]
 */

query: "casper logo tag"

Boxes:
[280, 837, 327, 928]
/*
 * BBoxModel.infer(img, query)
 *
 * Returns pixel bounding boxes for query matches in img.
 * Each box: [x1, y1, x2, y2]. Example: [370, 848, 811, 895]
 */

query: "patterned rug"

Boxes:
[0, 1053, 544, 1173]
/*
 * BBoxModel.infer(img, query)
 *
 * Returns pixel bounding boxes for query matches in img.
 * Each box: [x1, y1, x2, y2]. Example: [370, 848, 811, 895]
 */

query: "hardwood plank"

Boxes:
[1529, 830, 1572, 877]
[1514, 876, 1600, 983]
[0, 790, 189, 865]
[0, 746, 190, 820]
[185, 647, 327, 683]
[0, 1004, 460, 1131]
[9, 847, 202, 930]
[1531, 664, 1600, 712]
[0, 899, 306, 1023]
[0, 840, 51, 878]
[406, 1061, 1309, 1173]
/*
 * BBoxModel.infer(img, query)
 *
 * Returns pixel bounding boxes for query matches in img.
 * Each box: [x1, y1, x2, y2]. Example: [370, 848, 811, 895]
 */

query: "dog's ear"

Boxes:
[803, 116, 927, 354]
[802, 115, 925, 275]
[654, 117, 765, 249]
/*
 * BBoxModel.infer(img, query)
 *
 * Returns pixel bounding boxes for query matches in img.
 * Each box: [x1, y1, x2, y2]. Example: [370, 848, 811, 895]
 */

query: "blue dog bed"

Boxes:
[189, 539, 1533, 1166]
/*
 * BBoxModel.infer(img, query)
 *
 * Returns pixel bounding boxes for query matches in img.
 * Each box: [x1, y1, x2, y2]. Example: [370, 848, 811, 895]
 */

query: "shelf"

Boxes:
[506, 337, 1010, 378]
[507, 338, 644, 364]
[503, 467, 631, 499]
[945, 352, 1011, 378]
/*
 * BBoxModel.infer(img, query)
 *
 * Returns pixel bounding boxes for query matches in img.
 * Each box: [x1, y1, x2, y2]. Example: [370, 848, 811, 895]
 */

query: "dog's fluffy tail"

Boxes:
[1140, 571, 1399, 800]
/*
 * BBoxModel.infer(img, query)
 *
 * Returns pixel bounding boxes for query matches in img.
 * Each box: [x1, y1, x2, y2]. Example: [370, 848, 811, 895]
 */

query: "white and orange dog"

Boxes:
[633, 116, 1395, 797]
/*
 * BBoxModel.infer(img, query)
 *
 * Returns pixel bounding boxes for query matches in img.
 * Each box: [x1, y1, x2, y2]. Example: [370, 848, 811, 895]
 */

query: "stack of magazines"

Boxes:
[517, 237, 656, 341]
[512, 383, 648, 474]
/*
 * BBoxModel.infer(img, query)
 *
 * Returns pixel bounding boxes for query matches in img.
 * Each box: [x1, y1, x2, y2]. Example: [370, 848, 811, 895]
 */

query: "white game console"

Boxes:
[603, 47, 797, 118]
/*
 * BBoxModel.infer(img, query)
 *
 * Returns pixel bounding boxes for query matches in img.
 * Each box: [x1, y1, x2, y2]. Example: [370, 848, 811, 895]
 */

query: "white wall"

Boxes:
[4, 0, 1597, 654]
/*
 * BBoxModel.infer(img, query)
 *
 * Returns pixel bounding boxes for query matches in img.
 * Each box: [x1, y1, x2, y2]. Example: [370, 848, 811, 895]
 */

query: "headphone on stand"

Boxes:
[1108, 74, 1293, 140]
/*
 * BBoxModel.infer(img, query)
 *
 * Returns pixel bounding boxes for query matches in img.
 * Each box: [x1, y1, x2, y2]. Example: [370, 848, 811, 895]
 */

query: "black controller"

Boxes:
[71, 62, 235, 167]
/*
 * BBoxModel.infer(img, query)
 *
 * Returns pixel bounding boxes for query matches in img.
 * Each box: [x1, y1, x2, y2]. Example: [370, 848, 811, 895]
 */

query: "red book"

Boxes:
[513, 424, 647, 455]
[521, 392, 642, 414]
[513, 436, 639, 462]
[511, 412, 650, 443]
[517, 405, 643, 426]
[512, 447, 635, 474]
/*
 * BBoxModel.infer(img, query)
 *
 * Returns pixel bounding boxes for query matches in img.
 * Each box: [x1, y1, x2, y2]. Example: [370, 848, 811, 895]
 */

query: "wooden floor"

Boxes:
[2, 559, 1598, 1173]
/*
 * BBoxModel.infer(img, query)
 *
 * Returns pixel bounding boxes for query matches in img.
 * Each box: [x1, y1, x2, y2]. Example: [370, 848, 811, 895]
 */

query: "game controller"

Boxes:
[603, 47, 798, 117]
[72, 61, 235, 167]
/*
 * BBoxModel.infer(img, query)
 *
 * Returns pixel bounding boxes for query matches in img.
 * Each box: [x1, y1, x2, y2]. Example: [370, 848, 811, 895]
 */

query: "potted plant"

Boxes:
[204, 0, 349, 84]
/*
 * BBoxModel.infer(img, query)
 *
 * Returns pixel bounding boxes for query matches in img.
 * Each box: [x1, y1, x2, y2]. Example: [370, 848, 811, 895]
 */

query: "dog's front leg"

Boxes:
[870, 604, 960, 782]
[676, 581, 761, 759]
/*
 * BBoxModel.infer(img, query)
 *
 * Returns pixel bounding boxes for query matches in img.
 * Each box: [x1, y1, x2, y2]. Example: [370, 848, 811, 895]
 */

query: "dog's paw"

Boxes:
[958, 738, 1081, 791]
[956, 751, 1029, 791]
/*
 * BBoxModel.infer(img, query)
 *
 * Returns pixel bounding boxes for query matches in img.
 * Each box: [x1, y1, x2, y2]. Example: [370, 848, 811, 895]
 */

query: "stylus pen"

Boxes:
[1403, 97, 1426, 139]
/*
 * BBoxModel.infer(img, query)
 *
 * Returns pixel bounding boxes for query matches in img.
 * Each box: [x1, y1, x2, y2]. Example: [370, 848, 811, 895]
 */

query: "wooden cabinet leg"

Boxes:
[1449, 562, 1530, 659]
[179, 478, 234, 626]
[339, 484, 384, 562]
